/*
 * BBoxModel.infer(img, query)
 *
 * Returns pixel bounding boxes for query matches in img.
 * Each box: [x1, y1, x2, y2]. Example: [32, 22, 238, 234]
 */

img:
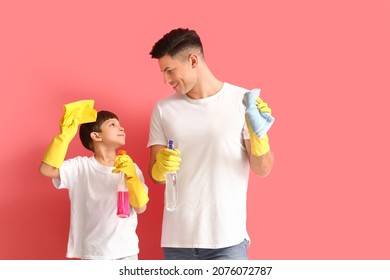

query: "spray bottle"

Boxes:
[116, 150, 130, 218]
[165, 140, 178, 211]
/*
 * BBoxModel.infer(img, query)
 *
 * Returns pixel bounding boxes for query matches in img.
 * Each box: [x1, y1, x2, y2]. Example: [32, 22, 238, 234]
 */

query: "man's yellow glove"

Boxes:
[151, 148, 181, 182]
[43, 100, 97, 168]
[246, 97, 272, 156]
[112, 150, 149, 209]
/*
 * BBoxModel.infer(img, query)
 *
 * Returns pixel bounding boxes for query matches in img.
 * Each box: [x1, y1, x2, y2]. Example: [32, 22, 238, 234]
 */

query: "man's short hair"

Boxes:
[149, 28, 204, 59]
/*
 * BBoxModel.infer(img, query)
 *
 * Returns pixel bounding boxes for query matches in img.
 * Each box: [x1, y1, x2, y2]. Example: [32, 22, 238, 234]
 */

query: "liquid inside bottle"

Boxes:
[117, 171, 130, 218]
[165, 140, 178, 211]
[165, 171, 177, 211]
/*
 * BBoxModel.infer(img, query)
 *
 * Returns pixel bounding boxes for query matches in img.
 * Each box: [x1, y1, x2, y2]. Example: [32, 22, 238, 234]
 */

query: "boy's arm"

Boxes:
[39, 162, 60, 179]
[39, 100, 97, 178]
[133, 200, 147, 214]
[113, 152, 149, 212]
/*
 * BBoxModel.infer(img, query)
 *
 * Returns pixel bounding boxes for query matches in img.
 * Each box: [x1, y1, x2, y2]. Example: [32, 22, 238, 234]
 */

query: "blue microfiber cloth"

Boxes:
[242, 88, 275, 137]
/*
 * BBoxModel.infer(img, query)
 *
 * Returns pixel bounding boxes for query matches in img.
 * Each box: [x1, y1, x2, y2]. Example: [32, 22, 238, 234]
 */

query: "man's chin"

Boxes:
[174, 90, 185, 95]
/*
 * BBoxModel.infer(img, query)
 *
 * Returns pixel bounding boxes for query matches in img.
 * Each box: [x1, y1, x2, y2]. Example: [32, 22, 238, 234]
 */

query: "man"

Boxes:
[147, 28, 274, 260]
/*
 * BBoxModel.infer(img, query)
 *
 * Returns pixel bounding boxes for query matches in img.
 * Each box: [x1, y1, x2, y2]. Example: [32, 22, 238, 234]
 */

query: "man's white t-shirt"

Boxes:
[53, 156, 145, 259]
[148, 82, 251, 248]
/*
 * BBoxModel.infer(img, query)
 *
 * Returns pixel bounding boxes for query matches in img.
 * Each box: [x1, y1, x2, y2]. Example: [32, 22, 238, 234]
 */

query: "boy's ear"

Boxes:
[90, 132, 101, 141]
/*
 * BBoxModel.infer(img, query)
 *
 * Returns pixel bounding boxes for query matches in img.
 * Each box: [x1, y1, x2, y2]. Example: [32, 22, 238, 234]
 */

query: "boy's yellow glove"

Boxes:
[43, 100, 97, 168]
[151, 148, 181, 182]
[246, 97, 272, 156]
[112, 150, 149, 209]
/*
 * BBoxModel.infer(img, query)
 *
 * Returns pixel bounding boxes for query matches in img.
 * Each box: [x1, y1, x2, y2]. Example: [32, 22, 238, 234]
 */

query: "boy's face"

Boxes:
[158, 54, 197, 95]
[97, 118, 125, 146]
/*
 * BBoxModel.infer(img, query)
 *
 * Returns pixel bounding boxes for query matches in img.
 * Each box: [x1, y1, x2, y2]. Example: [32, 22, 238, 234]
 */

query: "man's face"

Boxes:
[158, 54, 196, 94]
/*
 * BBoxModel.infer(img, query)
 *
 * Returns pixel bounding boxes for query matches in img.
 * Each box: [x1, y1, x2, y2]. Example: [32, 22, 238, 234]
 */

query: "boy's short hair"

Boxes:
[79, 110, 118, 152]
[149, 28, 204, 59]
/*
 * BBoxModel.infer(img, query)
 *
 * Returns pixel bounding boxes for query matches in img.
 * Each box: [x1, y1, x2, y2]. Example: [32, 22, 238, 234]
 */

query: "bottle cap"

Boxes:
[168, 140, 174, 150]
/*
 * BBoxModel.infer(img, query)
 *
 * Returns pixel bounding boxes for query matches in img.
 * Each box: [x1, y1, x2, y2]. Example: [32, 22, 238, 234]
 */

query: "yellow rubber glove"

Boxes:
[112, 150, 149, 208]
[246, 97, 272, 156]
[256, 97, 271, 114]
[151, 148, 181, 182]
[43, 100, 97, 168]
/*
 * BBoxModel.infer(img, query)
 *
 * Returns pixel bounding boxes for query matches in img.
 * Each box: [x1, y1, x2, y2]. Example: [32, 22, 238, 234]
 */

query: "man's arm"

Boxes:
[245, 139, 274, 177]
[149, 145, 167, 184]
[242, 89, 275, 177]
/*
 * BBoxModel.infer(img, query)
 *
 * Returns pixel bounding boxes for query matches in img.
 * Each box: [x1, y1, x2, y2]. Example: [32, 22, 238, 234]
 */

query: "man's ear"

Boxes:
[188, 54, 198, 68]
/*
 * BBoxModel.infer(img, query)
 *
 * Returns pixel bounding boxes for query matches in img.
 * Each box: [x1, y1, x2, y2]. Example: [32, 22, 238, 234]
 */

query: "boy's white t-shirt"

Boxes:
[147, 82, 251, 248]
[53, 156, 145, 259]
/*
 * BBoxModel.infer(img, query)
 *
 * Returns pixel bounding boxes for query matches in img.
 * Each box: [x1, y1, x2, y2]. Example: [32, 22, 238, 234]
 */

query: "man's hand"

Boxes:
[151, 148, 181, 182]
[243, 89, 274, 156]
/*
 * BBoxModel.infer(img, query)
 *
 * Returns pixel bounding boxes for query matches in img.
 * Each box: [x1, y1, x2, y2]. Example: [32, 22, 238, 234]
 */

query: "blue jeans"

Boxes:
[163, 240, 249, 260]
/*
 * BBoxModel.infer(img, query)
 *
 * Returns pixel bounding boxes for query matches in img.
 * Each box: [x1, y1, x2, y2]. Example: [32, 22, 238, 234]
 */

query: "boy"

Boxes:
[39, 100, 149, 259]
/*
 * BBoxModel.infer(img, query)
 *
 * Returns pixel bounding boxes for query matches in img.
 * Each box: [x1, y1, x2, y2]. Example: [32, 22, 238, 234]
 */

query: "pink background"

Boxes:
[1, 0, 389, 260]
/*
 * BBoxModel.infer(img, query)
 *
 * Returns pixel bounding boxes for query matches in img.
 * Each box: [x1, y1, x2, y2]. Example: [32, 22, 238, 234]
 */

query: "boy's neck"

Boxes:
[93, 148, 117, 166]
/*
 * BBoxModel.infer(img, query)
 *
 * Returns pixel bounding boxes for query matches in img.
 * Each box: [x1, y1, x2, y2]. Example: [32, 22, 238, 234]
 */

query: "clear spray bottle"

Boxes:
[165, 140, 178, 211]
[117, 150, 130, 218]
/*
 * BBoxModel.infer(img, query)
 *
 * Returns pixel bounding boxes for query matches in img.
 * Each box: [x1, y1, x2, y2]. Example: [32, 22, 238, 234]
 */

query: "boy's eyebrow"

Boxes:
[103, 118, 119, 124]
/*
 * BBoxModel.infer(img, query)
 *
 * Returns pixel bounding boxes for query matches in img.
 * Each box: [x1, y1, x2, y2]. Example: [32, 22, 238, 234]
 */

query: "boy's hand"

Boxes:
[113, 151, 149, 208]
[151, 148, 181, 182]
[43, 100, 97, 168]
[112, 151, 137, 180]
[59, 100, 97, 141]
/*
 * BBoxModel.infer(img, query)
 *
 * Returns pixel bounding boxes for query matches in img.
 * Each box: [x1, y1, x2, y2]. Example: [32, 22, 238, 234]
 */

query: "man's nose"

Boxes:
[163, 73, 171, 84]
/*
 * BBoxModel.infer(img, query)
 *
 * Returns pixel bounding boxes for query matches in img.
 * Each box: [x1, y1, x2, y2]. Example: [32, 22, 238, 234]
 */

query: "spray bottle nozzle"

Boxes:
[168, 140, 174, 150]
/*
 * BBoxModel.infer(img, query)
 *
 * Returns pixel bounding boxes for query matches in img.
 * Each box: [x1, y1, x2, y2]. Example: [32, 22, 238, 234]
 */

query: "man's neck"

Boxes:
[186, 66, 223, 99]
